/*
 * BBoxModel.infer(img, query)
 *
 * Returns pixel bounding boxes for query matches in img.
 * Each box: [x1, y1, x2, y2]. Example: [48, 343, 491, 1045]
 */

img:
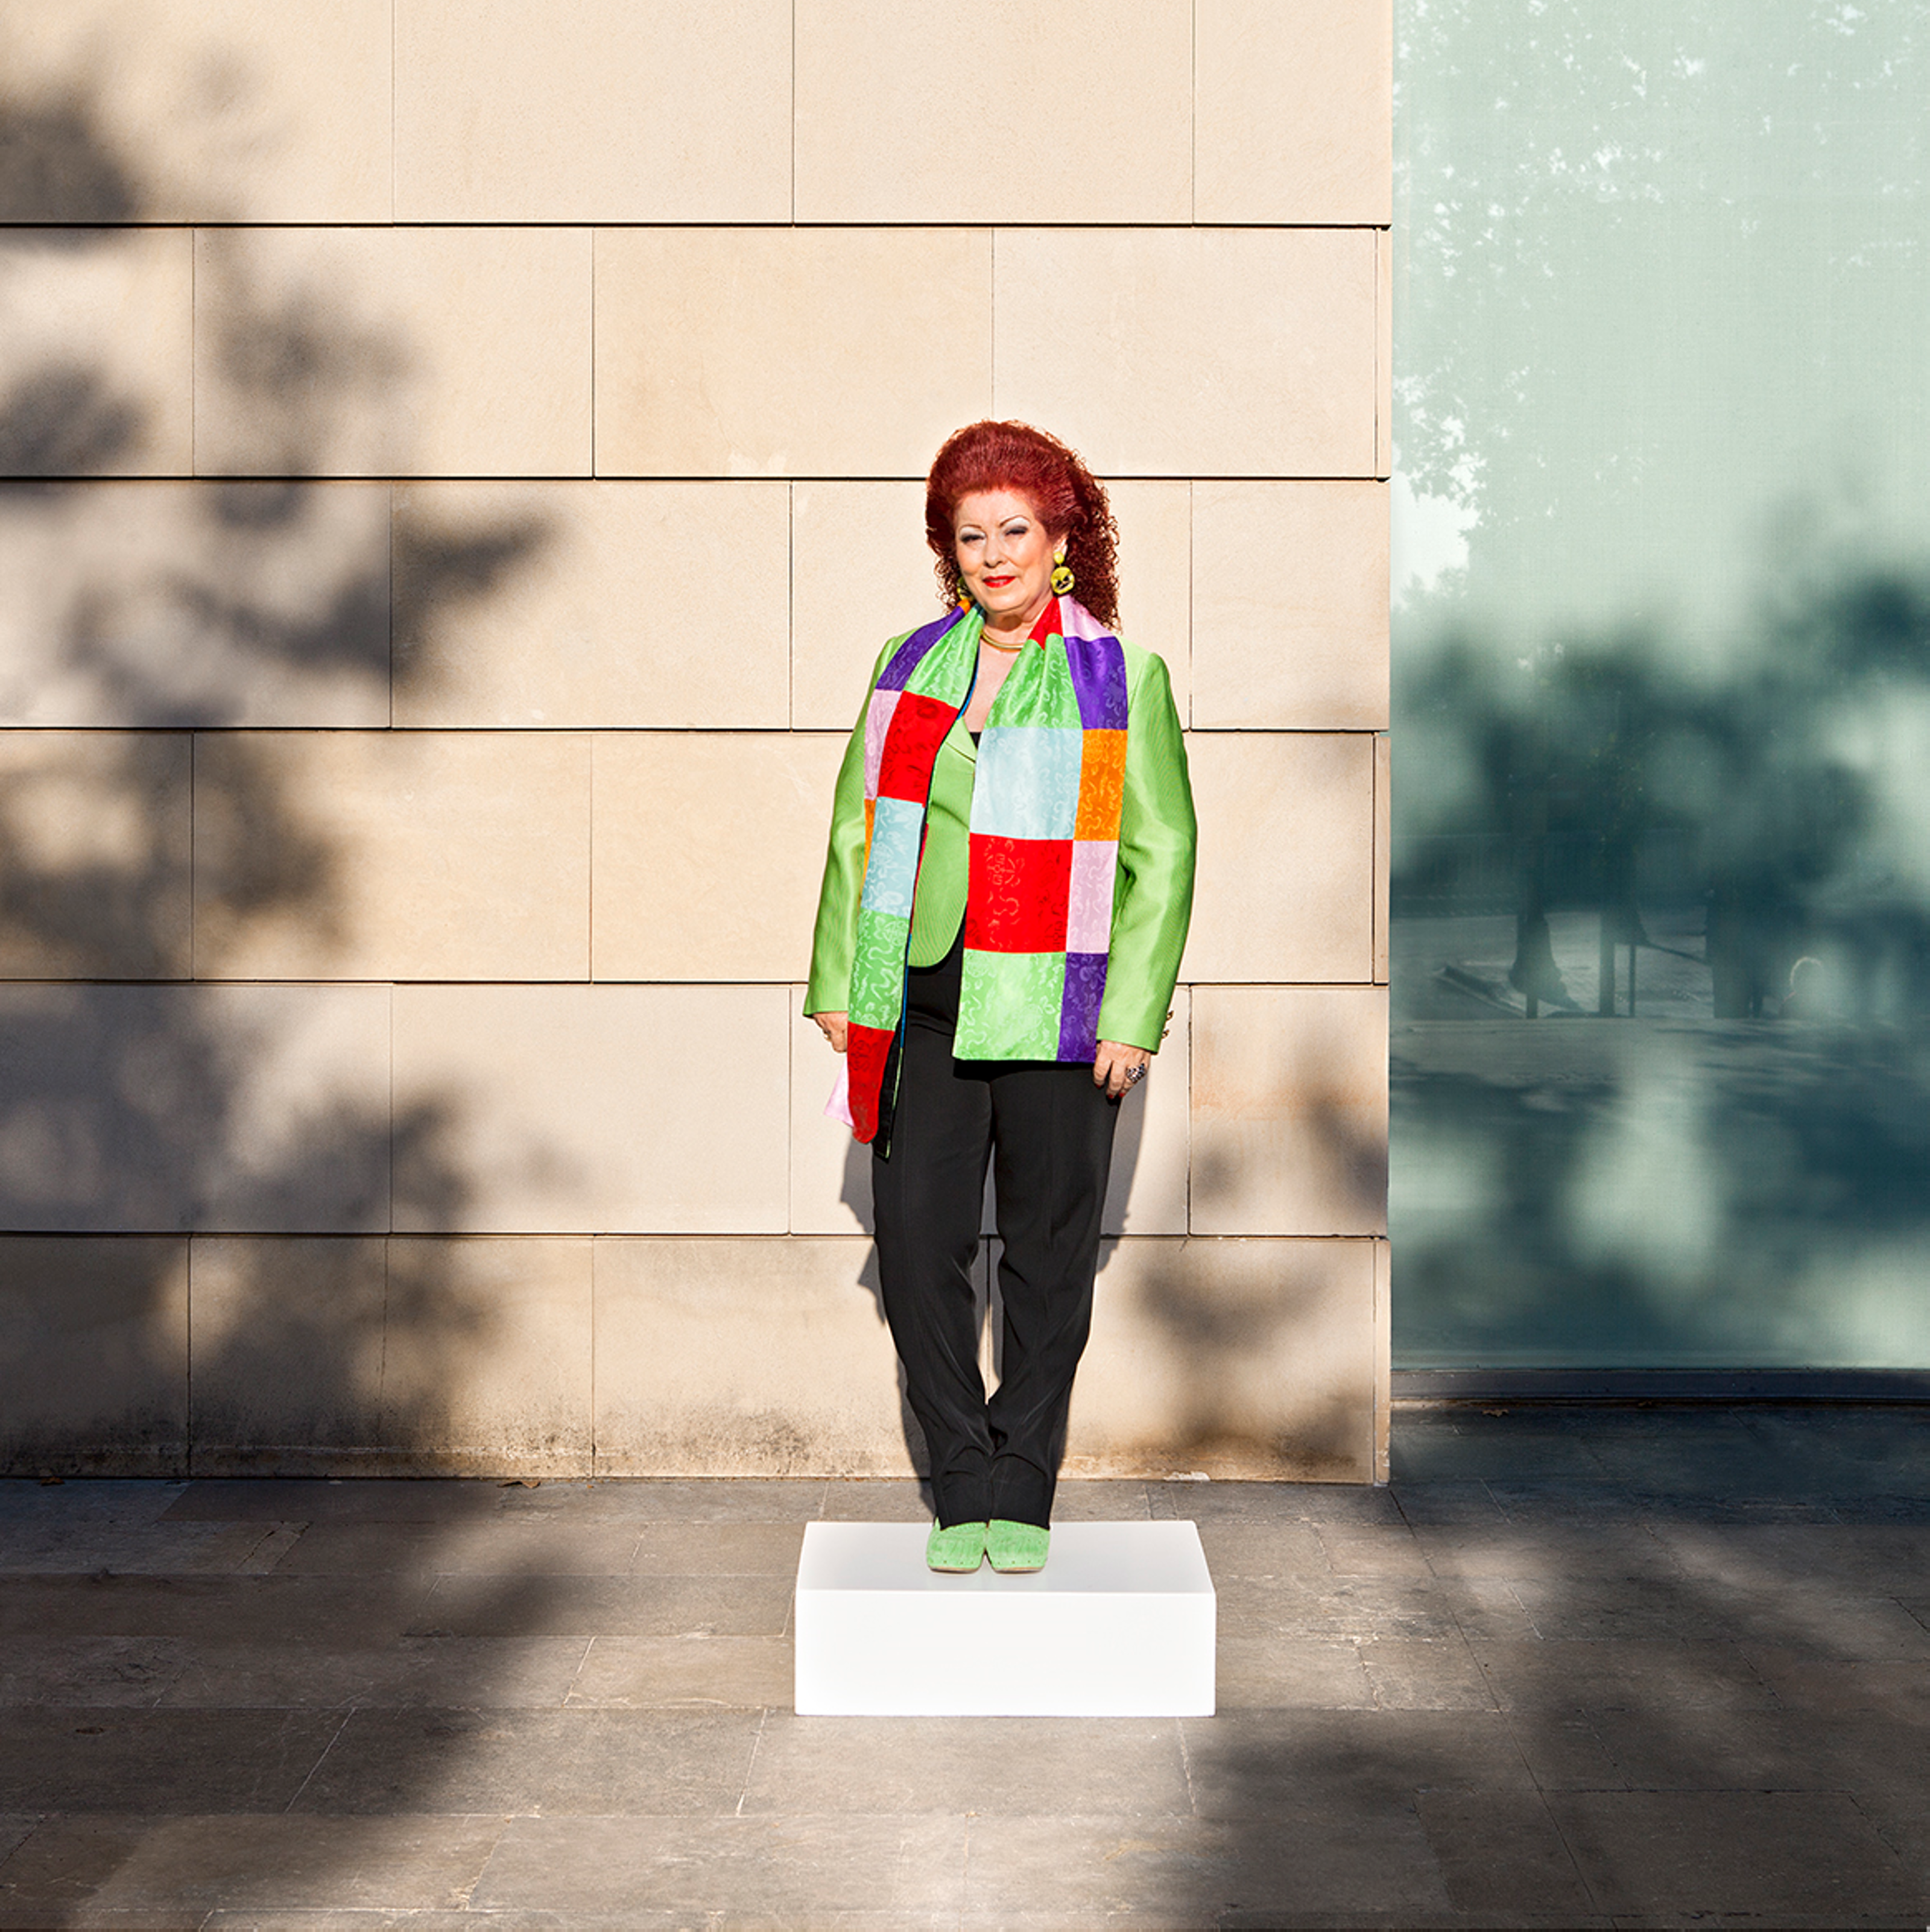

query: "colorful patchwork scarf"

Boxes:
[845, 595, 1129, 1144]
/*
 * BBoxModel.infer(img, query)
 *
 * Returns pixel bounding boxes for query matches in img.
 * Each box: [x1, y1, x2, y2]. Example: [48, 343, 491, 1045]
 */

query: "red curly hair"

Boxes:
[925, 420, 1121, 630]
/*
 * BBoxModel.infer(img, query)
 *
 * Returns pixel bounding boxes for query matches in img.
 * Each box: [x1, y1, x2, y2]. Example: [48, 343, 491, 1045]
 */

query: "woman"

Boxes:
[806, 421, 1196, 1574]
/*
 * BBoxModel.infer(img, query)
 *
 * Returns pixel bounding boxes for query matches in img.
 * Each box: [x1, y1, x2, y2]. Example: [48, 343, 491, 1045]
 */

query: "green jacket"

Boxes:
[806, 633, 1197, 1053]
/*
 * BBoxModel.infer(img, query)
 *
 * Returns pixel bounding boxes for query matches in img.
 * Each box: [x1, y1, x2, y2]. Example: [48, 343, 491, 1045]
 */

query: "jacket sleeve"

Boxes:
[803, 644, 891, 1017]
[1095, 649, 1197, 1051]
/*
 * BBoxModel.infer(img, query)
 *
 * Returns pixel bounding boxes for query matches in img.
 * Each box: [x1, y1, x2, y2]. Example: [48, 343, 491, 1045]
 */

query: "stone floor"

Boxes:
[1, 1404, 1928, 1928]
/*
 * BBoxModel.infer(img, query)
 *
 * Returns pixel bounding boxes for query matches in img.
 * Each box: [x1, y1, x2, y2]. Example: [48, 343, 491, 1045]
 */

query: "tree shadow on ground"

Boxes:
[1169, 1404, 1930, 1924]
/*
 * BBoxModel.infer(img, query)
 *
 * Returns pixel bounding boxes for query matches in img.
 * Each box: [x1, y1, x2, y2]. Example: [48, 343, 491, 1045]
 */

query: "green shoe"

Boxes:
[986, 1519, 1049, 1573]
[926, 1520, 987, 1572]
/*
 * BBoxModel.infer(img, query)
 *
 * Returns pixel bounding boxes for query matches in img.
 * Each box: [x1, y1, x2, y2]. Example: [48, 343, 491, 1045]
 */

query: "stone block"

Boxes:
[789, 1000, 873, 1236]
[794, 0, 1191, 223]
[1375, 733, 1391, 982]
[793, 481, 1191, 726]
[395, 0, 790, 221]
[0, 482, 391, 727]
[592, 733, 845, 983]
[1195, 0, 1392, 224]
[0, 0, 392, 222]
[384, 1237, 593, 1471]
[1069, 1235, 1379, 1481]
[995, 229, 1378, 478]
[1378, 230, 1393, 479]
[1375, 1237, 1391, 1482]
[0, 229, 192, 475]
[790, 481, 943, 730]
[1103, 985, 1191, 1235]
[1191, 482, 1389, 729]
[0, 983, 391, 1233]
[194, 227, 592, 478]
[390, 985, 789, 1233]
[191, 1234, 592, 1473]
[192, 730, 592, 981]
[592, 1236, 913, 1476]
[0, 1236, 189, 1473]
[393, 481, 790, 728]
[1109, 480, 1194, 722]
[189, 1235, 388, 1451]
[1191, 986, 1388, 1236]
[0, 731, 191, 977]
[1185, 732, 1375, 983]
[595, 227, 992, 478]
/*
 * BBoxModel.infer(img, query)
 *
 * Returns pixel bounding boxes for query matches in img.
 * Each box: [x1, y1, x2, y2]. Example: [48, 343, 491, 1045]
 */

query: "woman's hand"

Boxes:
[1093, 1040, 1152, 1099]
[814, 1011, 850, 1054]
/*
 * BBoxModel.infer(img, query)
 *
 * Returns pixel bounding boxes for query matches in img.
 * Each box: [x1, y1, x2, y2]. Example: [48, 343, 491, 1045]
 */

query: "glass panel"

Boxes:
[1392, 1, 1930, 1367]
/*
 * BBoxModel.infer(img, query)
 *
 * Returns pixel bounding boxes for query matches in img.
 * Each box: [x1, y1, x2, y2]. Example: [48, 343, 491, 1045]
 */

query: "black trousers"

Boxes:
[872, 933, 1121, 1530]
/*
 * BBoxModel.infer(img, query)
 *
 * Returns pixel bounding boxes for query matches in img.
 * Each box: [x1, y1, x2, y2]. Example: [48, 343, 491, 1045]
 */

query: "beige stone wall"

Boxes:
[0, 1, 1391, 1483]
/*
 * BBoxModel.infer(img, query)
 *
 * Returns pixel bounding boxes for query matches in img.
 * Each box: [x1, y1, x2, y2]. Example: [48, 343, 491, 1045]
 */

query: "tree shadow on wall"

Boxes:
[0, 57, 641, 1913]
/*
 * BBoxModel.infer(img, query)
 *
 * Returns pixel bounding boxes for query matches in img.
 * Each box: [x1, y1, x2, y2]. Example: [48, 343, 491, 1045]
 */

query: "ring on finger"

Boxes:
[1125, 1063, 1147, 1087]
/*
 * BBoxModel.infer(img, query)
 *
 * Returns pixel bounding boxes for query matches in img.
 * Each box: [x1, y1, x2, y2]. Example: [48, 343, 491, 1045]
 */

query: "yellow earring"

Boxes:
[1050, 549, 1075, 597]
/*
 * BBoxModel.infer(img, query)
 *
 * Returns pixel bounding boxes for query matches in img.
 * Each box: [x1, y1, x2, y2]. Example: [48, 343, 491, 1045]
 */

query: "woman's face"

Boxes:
[952, 490, 1060, 631]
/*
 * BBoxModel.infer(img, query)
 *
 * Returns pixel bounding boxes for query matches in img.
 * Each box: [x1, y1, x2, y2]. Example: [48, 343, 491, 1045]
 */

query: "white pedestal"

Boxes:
[794, 1520, 1215, 1716]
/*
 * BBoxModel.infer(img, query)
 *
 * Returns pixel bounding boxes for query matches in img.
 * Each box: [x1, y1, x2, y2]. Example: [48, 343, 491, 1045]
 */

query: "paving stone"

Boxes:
[1498, 1709, 1628, 1792]
[0, 1636, 186, 1706]
[1149, 1481, 1402, 1527]
[1738, 1646, 1930, 1708]
[1504, 1575, 1745, 1641]
[271, 1518, 644, 1577]
[1194, 1519, 1331, 1577]
[565, 1634, 793, 1709]
[407, 1570, 792, 1638]
[569, 1479, 829, 1522]
[817, 1478, 934, 1522]
[0, 1574, 432, 1643]
[1213, 1636, 1375, 1709]
[1316, 1527, 1435, 1576]
[1435, 1576, 1540, 1642]
[159, 1480, 506, 1524]
[1482, 1478, 1650, 1521]
[1389, 1479, 1510, 1526]
[1823, 1493, 1930, 1525]
[0, 1480, 185, 1527]
[0, 1814, 504, 1916]
[961, 1808, 1454, 1927]
[0, 1708, 340, 1813]
[1359, 1637, 1498, 1710]
[741, 1715, 1191, 1816]
[1411, 1523, 1685, 1580]
[1391, 1416, 1611, 1483]
[471, 1812, 967, 1918]
[156, 1637, 589, 1709]
[1466, 1638, 1779, 1712]
[288, 1707, 763, 1816]
[1416, 1787, 1595, 1918]
[1546, 1789, 1919, 1916]
[0, 1520, 278, 1576]
[1036, 1480, 1156, 1521]
[626, 1521, 805, 1575]
[1181, 1708, 1538, 1819]
[1214, 1573, 1465, 1641]
[1582, 1707, 1847, 1792]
